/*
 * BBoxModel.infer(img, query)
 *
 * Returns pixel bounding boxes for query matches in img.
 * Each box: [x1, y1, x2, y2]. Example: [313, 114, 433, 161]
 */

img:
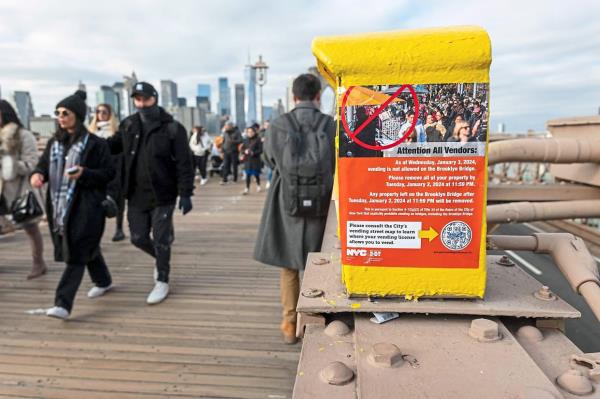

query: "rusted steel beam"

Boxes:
[487, 183, 600, 203]
[488, 137, 600, 165]
[488, 233, 600, 322]
[487, 200, 600, 224]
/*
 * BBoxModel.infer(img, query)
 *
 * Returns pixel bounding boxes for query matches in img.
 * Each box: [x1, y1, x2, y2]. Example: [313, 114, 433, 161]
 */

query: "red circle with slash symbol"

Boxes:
[341, 84, 420, 151]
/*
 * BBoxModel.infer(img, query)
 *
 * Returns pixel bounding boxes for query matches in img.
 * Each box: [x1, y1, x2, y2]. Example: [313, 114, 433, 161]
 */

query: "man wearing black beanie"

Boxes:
[106, 81, 194, 305]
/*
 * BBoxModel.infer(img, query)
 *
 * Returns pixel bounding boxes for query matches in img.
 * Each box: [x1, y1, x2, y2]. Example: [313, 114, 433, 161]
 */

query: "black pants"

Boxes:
[116, 195, 126, 231]
[127, 204, 175, 283]
[246, 173, 260, 189]
[55, 252, 112, 313]
[222, 152, 239, 182]
[194, 155, 207, 179]
[107, 155, 125, 230]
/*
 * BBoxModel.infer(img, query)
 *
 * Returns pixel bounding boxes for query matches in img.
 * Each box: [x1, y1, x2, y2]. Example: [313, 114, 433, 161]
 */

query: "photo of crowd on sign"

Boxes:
[339, 83, 489, 157]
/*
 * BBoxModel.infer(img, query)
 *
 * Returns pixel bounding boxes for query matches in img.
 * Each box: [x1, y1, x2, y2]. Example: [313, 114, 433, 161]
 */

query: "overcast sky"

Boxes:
[1, 0, 599, 132]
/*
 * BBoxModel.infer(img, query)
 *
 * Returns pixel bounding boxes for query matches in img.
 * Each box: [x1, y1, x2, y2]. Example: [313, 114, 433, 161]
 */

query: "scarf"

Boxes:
[49, 133, 89, 234]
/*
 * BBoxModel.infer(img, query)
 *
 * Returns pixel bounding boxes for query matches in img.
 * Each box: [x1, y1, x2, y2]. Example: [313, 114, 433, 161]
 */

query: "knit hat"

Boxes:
[56, 90, 87, 121]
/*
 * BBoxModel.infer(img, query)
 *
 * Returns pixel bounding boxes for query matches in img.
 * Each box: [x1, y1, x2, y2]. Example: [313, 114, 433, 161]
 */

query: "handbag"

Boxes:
[10, 178, 43, 224]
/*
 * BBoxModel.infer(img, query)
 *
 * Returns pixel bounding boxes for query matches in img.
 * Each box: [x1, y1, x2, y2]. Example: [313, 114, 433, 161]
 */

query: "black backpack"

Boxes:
[280, 111, 333, 217]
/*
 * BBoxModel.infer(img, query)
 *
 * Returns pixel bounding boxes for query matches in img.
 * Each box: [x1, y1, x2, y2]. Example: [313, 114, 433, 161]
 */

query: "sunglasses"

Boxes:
[54, 109, 71, 117]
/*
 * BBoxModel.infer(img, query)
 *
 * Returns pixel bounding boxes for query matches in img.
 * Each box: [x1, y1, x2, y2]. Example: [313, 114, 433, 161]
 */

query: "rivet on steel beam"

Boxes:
[556, 369, 593, 395]
[368, 343, 403, 368]
[534, 286, 557, 301]
[319, 361, 354, 385]
[516, 325, 544, 343]
[496, 255, 515, 267]
[569, 355, 600, 382]
[312, 257, 330, 265]
[468, 318, 502, 342]
[302, 288, 324, 298]
[324, 320, 351, 337]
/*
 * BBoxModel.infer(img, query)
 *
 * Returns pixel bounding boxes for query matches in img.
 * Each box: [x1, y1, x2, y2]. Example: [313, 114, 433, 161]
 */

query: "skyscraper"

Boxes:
[96, 85, 120, 117]
[160, 80, 178, 108]
[122, 71, 138, 117]
[245, 65, 257, 125]
[13, 91, 34, 129]
[218, 77, 231, 117]
[262, 106, 273, 122]
[111, 82, 128, 120]
[234, 84, 245, 130]
[196, 84, 211, 112]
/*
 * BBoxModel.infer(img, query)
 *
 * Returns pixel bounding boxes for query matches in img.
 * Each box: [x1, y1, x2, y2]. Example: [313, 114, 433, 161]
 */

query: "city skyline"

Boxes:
[0, 0, 599, 132]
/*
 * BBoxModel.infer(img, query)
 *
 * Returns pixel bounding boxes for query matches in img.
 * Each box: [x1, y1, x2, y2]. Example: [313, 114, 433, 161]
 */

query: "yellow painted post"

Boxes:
[312, 26, 492, 298]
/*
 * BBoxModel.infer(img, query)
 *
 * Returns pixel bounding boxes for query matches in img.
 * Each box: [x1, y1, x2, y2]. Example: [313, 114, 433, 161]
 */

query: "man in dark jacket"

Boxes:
[253, 74, 335, 344]
[220, 121, 242, 184]
[106, 82, 194, 305]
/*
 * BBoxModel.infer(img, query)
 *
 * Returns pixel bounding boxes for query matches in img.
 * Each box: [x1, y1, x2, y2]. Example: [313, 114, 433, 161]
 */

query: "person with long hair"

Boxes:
[89, 103, 119, 138]
[447, 121, 471, 143]
[0, 100, 47, 279]
[189, 126, 212, 185]
[30, 91, 115, 319]
[89, 103, 126, 241]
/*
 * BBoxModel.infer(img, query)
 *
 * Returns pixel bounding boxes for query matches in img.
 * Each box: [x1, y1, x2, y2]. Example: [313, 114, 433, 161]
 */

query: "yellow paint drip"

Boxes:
[313, 26, 491, 298]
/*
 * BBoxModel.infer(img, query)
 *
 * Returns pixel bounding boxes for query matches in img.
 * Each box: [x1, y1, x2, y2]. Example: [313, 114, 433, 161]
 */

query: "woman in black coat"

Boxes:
[30, 91, 115, 319]
[241, 126, 263, 195]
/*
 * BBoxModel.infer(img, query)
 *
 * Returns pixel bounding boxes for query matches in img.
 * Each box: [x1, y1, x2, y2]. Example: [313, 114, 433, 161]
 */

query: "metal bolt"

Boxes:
[301, 288, 324, 298]
[311, 257, 330, 265]
[319, 361, 354, 385]
[324, 320, 351, 337]
[468, 318, 502, 342]
[516, 325, 544, 343]
[496, 255, 515, 267]
[556, 369, 593, 395]
[569, 355, 600, 382]
[368, 343, 403, 368]
[534, 286, 557, 301]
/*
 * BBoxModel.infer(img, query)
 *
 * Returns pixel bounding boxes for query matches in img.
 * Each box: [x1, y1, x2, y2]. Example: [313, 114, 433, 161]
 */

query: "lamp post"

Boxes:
[253, 55, 269, 124]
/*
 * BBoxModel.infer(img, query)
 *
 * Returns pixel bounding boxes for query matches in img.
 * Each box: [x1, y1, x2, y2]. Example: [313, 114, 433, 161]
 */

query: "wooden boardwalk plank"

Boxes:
[0, 180, 299, 398]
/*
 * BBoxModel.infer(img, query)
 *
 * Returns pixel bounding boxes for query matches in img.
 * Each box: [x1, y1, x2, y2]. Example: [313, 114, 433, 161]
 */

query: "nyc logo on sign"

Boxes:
[346, 248, 368, 256]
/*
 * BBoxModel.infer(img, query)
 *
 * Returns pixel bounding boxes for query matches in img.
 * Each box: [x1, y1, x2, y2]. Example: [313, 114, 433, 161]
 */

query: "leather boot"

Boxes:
[24, 224, 47, 279]
[280, 320, 298, 344]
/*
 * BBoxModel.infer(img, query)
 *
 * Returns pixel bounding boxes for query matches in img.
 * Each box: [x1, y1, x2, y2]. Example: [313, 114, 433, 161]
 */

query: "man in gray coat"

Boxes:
[254, 74, 335, 344]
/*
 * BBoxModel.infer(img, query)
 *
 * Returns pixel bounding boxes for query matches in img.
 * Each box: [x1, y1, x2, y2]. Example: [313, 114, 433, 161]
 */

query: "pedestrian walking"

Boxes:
[220, 122, 242, 184]
[241, 126, 262, 195]
[189, 126, 212, 185]
[106, 82, 194, 305]
[31, 90, 115, 319]
[254, 74, 335, 344]
[89, 103, 126, 241]
[0, 100, 47, 279]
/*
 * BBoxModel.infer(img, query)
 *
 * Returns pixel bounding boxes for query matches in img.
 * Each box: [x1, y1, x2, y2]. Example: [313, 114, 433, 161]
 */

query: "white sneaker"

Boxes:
[147, 282, 169, 305]
[243, 187, 249, 195]
[265, 181, 271, 189]
[87, 284, 113, 298]
[46, 306, 69, 319]
[153, 267, 158, 282]
[256, 185, 261, 193]
[200, 178, 208, 185]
